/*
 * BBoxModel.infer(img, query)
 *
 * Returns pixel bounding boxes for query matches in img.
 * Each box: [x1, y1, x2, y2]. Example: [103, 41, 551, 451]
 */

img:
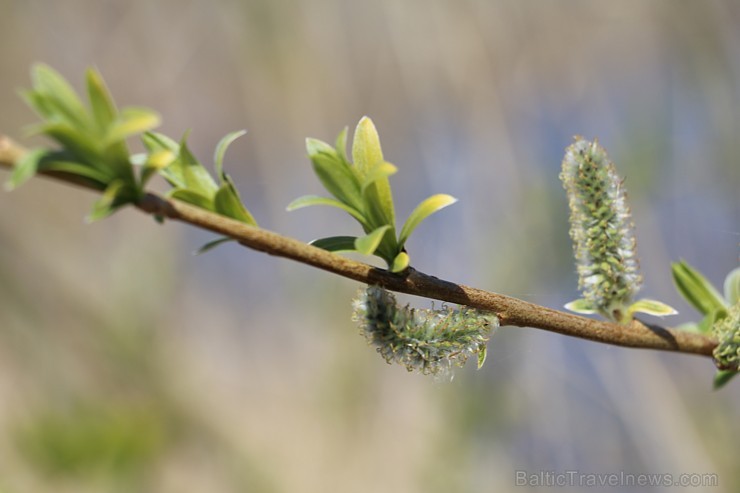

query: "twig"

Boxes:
[0, 135, 717, 357]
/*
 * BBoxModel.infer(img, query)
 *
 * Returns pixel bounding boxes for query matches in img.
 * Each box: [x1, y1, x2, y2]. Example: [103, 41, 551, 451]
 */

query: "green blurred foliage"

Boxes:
[15, 402, 168, 480]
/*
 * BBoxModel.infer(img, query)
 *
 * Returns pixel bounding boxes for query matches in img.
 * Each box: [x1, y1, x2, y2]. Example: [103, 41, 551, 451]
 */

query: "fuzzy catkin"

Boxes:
[352, 286, 497, 377]
[560, 137, 642, 321]
[713, 302, 740, 370]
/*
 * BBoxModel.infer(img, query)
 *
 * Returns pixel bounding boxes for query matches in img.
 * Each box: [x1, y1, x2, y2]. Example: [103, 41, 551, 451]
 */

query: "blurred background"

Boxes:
[0, 0, 738, 491]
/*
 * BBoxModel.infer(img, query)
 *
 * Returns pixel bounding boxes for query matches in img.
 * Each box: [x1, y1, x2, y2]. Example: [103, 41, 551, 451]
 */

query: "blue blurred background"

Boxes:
[0, 1, 738, 491]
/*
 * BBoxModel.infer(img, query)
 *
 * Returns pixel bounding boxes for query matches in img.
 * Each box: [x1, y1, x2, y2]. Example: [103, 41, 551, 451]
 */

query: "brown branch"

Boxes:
[0, 135, 718, 358]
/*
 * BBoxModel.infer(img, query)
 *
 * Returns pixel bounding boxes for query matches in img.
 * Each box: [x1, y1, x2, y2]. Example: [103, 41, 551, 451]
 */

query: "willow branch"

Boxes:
[0, 135, 717, 358]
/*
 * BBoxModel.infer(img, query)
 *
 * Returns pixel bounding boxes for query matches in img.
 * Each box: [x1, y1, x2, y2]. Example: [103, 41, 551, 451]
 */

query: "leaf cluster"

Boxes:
[9, 64, 259, 253]
[138, 130, 257, 251]
[672, 261, 740, 388]
[10, 64, 161, 220]
[11, 66, 451, 264]
[288, 117, 456, 272]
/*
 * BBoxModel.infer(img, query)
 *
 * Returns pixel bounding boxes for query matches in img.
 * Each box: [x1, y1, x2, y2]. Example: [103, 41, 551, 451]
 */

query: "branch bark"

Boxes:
[0, 135, 717, 358]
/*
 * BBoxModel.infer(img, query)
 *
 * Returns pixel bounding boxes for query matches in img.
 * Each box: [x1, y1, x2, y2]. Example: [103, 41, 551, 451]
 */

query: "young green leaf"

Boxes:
[162, 137, 219, 197]
[335, 126, 349, 162]
[144, 150, 176, 169]
[352, 116, 384, 178]
[310, 236, 358, 253]
[307, 148, 364, 212]
[361, 162, 398, 192]
[390, 251, 410, 273]
[6, 148, 46, 190]
[30, 64, 91, 130]
[41, 159, 111, 187]
[355, 225, 392, 255]
[714, 370, 738, 389]
[169, 189, 214, 210]
[31, 122, 101, 167]
[214, 130, 247, 179]
[306, 137, 338, 158]
[139, 150, 176, 186]
[477, 345, 488, 369]
[398, 194, 457, 247]
[564, 299, 598, 314]
[142, 131, 179, 154]
[195, 237, 235, 255]
[286, 195, 365, 222]
[20, 89, 55, 120]
[353, 117, 395, 227]
[627, 299, 678, 318]
[724, 267, 740, 305]
[214, 180, 258, 226]
[671, 260, 727, 316]
[104, 108, 161, 146]
[361, 195, 396, 237]
[86, 68, 117, 130]
[87, 179, 125, 222]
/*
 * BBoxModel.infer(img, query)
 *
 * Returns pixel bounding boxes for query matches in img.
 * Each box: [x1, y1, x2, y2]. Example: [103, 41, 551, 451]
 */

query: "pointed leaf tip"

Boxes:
[724, 267, 740, 305]
[398, 194, 457, 247]
[214, 130, 247, 179]
[352, 116, 383, 176]
[477, 345, 488, 369]
[86, 68, 117, 129]
[714, 370, 738, 390]
[671, 260, 726, 316]
[87, 179, 125, 222]
[564, 299, 598, 314]
[627, 299, 678, 318]
[306, 137, 336, 157]
[309, 236, 358, 253]
[195, 237, 235, 255]
[335, 126, 349, 161]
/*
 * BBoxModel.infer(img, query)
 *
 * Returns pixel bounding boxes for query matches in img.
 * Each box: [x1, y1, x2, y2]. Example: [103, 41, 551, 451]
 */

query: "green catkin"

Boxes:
[713, 302, 740, 371]
[352, 286, 498, 377]
[560, 137, 642, 322]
